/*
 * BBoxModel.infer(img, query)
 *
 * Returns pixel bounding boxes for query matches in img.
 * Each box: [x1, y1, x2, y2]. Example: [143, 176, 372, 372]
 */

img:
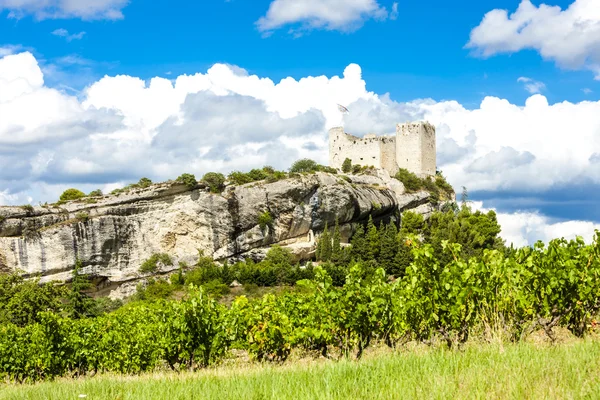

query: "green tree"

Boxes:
[176, 173, 197, 188]
[350, 224, 368, 261]
[59, 188, 86, 202]
[331, 219, 343, 263]
[88, 189, 103, 197]
[202, 173, 226, 193]
[400, 211, 424, 236]
[318, 223, 332, 262]
[138, 177, 153, 188]
[342, 158, 352, 173]
[378, 223, 398, 274]
[289, 159, 319, 173]
[366, 216, 380, 261]
[66, 260, 96, 319]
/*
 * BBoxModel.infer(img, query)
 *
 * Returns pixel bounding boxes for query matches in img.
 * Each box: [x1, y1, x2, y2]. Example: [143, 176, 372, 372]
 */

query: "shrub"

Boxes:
[20, 204, 34, 214]
[319, 166, 338, 174]
[201, 280, 231, 298]
[59, 189, 86, 202]
[228, 171, 253, 186]
[202, 172, 226, 193]
[139, 253, 174, 274]
[290, 159, 319, 173]
[352, 164, 362, 174]
[75, 212, 89, 223]
[176, 173, 198, 189]
[394, 168, 422, 192]
[258, 211, 273, 231]
[342, 158, 352, 173]
[88, 189, 103, 197]
[138, 177, 153, 188]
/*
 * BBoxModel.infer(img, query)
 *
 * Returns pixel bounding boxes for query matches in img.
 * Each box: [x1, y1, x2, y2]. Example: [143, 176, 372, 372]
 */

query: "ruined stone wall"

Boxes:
[396, 122, 436, 177]
[329, 128, 386, 170]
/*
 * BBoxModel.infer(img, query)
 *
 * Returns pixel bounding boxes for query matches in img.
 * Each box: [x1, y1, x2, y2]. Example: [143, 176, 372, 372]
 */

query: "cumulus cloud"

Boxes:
[2, 51, 600, 245]
[517, 76, 546, 94]
[473, 202, 600, 247]
[0, 0, 129, 20]
[467, 0, 600, 79]
[52, 28, 86, 42]
[257, 0, 396, 34]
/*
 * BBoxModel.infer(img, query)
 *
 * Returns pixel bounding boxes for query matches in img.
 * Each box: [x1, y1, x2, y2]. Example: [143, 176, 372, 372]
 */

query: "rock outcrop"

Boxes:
[0, 172, 437, 289]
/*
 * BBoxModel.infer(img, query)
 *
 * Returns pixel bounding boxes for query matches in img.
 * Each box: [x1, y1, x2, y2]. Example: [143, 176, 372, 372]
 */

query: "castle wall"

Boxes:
[329, 128, 387, 170]
[396, 122, 436, 177]
[330, 122, 435, 177]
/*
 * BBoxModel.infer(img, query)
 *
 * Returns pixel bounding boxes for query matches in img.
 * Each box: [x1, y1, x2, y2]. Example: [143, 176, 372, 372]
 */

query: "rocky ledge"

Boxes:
[0, 171, 439, 289]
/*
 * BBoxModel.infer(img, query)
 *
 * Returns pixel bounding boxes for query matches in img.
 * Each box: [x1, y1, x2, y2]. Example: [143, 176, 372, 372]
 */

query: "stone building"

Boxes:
[329, 121, 436, 177]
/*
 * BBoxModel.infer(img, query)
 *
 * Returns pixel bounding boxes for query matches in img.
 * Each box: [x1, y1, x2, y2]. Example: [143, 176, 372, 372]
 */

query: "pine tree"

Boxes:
[379, 223, 398, 274]
[350, 224, 367, 261]
[331, 218, 342, 263]
[366, 216, 380, 261]
[315, 235, 323, 261]
[320, 222, 332, 261]
[67, 259, 95, 319]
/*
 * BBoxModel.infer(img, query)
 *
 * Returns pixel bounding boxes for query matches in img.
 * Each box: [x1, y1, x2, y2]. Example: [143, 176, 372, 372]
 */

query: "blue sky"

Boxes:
[1, 0, 600, 245]
[1, 0, 596, 106]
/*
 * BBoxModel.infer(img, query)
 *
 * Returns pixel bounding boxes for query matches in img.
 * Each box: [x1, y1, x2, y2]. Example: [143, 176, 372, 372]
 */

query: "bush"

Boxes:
[290, 159, 319, 173]
[20, 204, 34, 214]
[139, 253, 173, 274]
[342, 158, 352, 173]
[88, 189, 103, 197]
[202, 172, 226, 193]
[258, 211, 273, 231]
[176, 173, 197, 189]
[228, 171, 253, 186]
[75, 212, 89, 223]
[352, 164, 362, 174]
[138, 177, 153, 188]
[394, 169, 423, 193]
[59, 189, 86, 202]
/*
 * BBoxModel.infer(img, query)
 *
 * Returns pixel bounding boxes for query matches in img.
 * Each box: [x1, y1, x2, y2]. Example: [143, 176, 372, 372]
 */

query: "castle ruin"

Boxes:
[329, 121, 436, 177]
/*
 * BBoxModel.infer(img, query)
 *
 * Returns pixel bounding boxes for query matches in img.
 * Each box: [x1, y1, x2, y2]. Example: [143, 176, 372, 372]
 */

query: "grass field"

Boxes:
[2, 340, 600, 400]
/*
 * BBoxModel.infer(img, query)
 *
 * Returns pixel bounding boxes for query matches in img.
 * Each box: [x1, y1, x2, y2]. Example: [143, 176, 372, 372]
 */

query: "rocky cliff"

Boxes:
[0, 171, 437, 291]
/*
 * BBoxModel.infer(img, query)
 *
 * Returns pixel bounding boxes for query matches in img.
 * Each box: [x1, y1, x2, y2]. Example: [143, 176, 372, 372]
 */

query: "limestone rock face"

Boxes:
[0, 173, 434, 286]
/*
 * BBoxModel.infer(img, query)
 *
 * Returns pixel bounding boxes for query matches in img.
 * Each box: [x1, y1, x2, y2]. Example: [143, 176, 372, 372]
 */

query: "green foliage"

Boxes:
[138, 177, 153, 188]
[202, 172, 226, 193]
[88, 189, 103, 197]
[176, 173, 198, 189]
[0, 274, 66, 327]
[20, 204, 34, 213]
[342, 158, 352, 173]
[59, 188, 86, 202]
[66, 260, 96, 319]
[317, 223, 332, 262]
[290, 159, 319, 173]
[258, 211, 274, 231]
[228, 166, 288, 186]
[75, 212, 89, 223]
[394, 169, 422, 193]
[139, 253, 174, 274]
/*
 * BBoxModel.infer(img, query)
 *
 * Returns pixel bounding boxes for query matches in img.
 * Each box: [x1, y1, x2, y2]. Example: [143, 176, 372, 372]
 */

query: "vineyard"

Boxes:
[1, 205, 600, 383]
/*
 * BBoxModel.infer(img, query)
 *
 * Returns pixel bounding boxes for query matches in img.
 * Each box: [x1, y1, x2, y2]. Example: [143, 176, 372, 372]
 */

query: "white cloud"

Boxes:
[257, 0, 395, 34]
[583, 88, 593, 94]
[517, 76, 546, 94]
[473, 201, 600, 247]
[467, 0, 600, 79]
[0, 0, 129, 20]
[2, 51, 600, 245]
[52, 28, 86, 41]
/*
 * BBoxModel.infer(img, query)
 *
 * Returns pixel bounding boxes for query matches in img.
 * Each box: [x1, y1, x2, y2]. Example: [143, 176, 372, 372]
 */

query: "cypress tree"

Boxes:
[331, 218, 342, 263]
[379, 223, 398, 274]
[366, 216, 380, 261]
[67, 259, 95, 319]
[319, 223, 332, 261]
[350, 224, 367, 261]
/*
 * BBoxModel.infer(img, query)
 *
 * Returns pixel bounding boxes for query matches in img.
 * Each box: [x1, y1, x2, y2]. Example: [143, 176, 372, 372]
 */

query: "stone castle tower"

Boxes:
[329, 121, 436, 177]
